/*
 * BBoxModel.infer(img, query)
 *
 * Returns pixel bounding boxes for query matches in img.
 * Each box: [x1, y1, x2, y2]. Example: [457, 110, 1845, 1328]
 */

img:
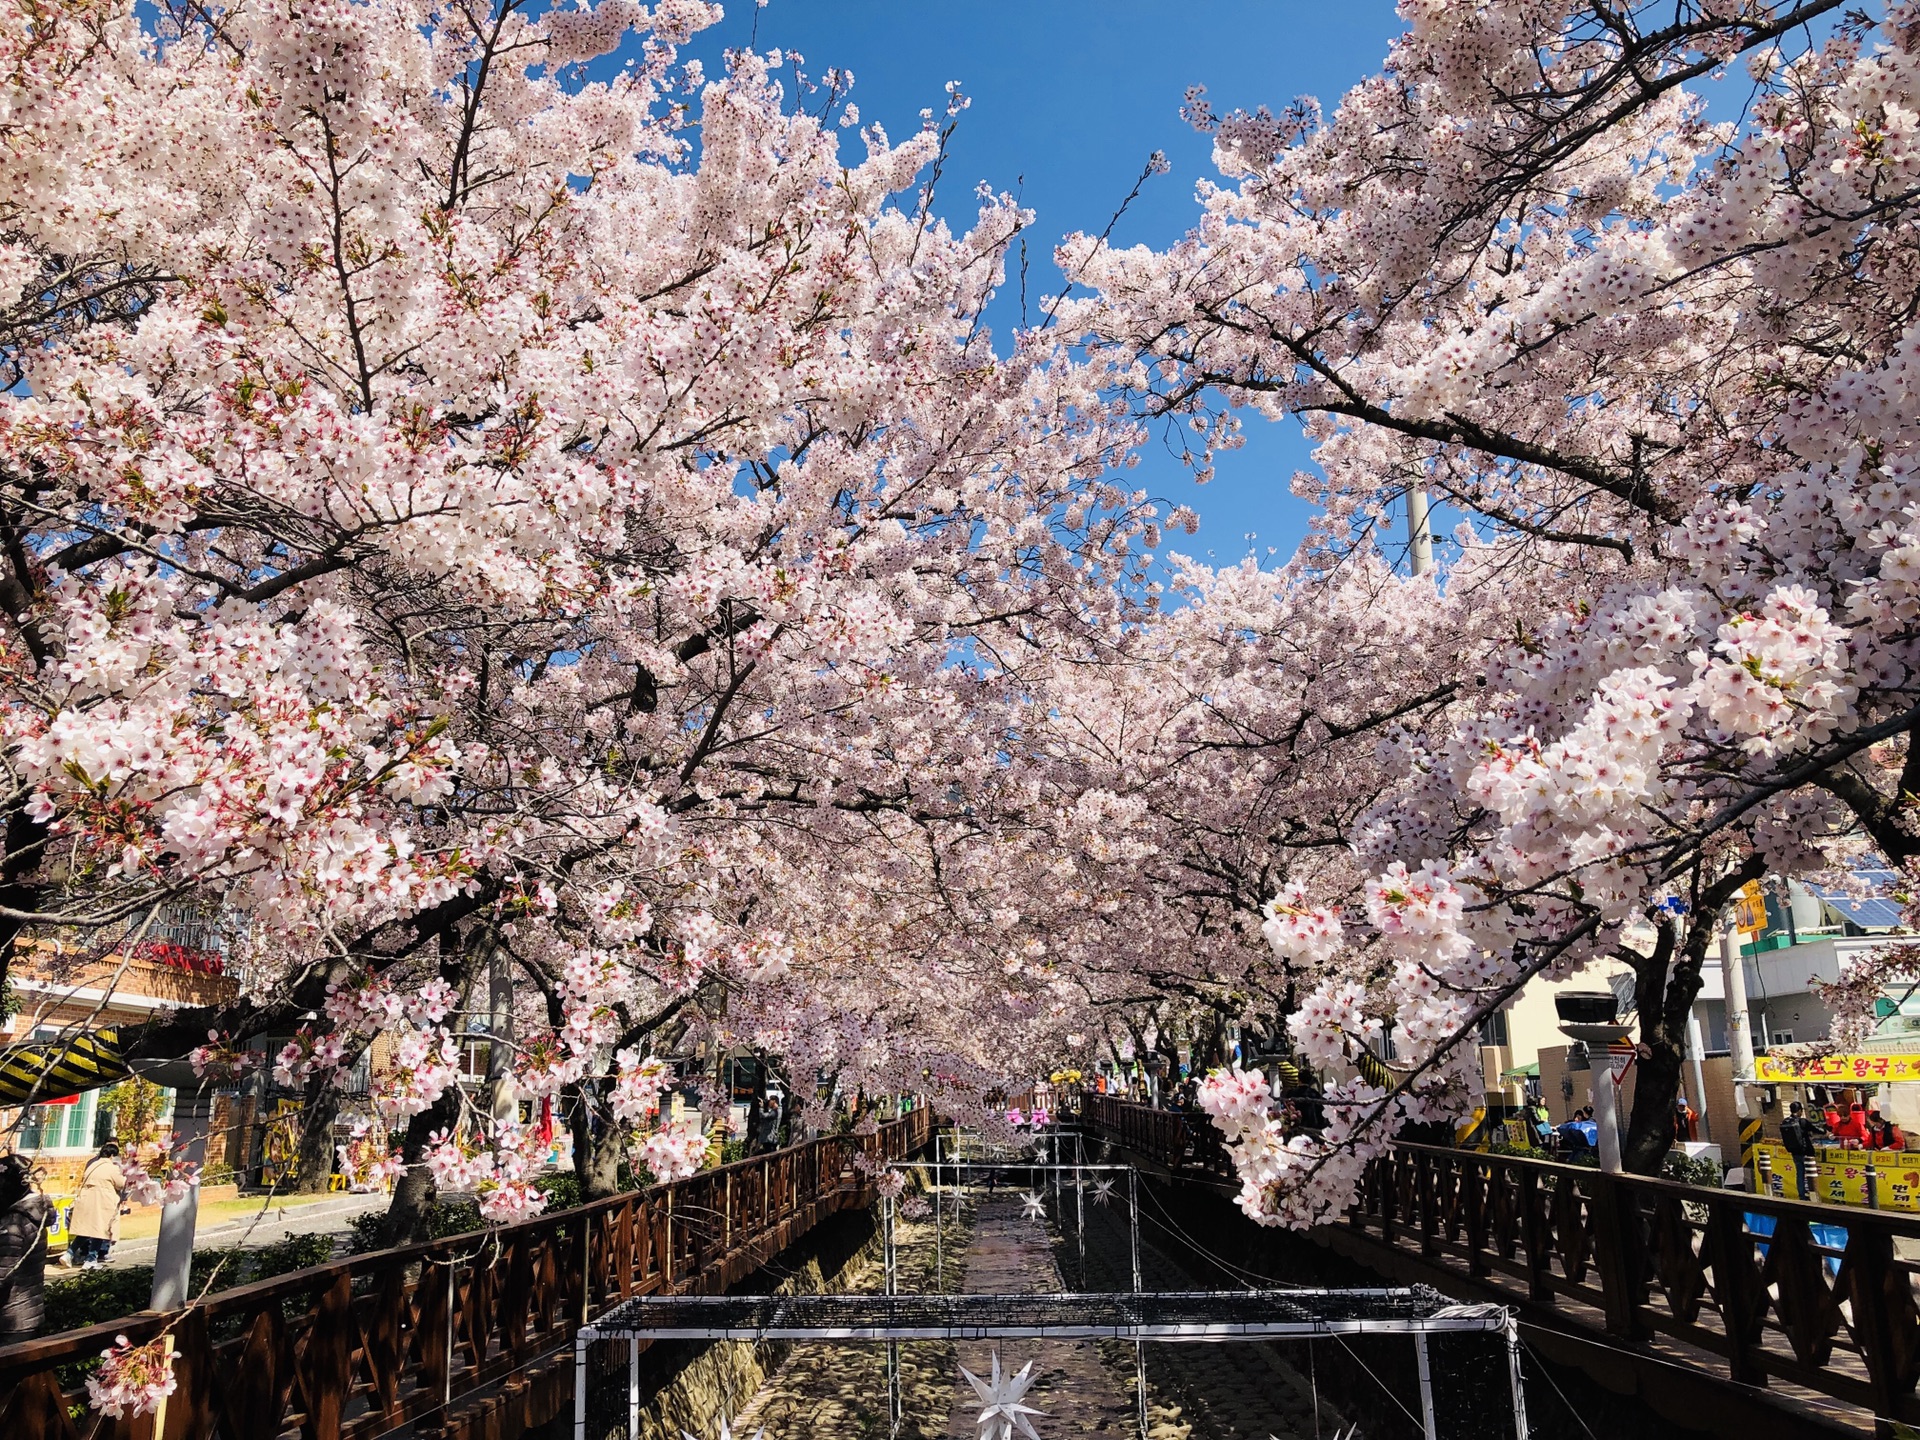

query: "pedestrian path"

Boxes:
[942, 1196, 1138, 1438]
[96, 1190, 389, 1267]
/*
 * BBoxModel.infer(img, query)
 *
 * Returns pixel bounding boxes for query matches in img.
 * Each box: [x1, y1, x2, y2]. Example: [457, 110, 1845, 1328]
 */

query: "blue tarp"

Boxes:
[1745, 1212, 1847, 1278]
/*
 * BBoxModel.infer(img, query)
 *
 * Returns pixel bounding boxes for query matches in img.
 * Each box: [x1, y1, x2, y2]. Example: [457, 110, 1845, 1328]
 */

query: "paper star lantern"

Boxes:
[960, 1349, 1046, 1440]
[682, 1422, 764, 1440]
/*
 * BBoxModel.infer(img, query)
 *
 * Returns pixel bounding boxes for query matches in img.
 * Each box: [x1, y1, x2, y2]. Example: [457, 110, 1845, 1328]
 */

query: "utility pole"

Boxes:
[151, 1083, 213, 1310]
[1685, 1006, 1710, 1143]
[1407, 487, 1434, 577]
[486, 938, 516, 1124]
[1722, 925, 1756, 1084]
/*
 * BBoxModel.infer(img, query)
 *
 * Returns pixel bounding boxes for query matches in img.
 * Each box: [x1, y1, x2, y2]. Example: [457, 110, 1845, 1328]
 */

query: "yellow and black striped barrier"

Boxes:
[1354, 1048, 1392, 1090]
[1739, 1115, 1764, 1171]
[0, 1028, 128, 1104]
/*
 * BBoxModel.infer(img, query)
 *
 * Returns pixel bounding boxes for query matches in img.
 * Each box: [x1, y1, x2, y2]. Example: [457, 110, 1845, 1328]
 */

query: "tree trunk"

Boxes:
[292, 1072, 344, 1194]
[380, 938, 481, 1245]
[380, 1085, 461, 1246]
[1622, 863, 1765, 1175]
[1622, 920, 1686, 1176]
[484, 937, 515, 1125]
[565, 1080, 625, 1200]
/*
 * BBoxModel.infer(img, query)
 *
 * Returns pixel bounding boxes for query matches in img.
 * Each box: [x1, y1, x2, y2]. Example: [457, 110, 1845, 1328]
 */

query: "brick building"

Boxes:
[2, 924, 239, 1195]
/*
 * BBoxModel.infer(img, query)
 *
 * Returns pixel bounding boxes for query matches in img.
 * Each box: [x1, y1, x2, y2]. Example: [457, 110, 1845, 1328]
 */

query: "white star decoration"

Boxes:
[1020, 1190, 1046, 1220]
[961, 1349, 1046, 1440]
[1091, 1178, 1116, 1206]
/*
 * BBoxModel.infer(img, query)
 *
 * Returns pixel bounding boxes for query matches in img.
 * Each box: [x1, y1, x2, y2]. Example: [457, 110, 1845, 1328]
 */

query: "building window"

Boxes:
[1477, 1011, 1510, 1047]
[16, 1091, 95, 1152]
[1771, 1029, 1795, 1046]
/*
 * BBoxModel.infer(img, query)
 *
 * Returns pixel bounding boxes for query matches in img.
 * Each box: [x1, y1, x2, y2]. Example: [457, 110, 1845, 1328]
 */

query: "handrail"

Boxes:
[1081, 1095, 1920, 1431]
[0, 1107, 936, 1439]
[1078, 1093, 1230, 1174]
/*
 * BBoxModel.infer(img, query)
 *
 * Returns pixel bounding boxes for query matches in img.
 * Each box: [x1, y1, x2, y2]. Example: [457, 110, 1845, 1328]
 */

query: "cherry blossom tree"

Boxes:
[0, 0, 1165, 1235]
[1068, 0, 1920, 1219]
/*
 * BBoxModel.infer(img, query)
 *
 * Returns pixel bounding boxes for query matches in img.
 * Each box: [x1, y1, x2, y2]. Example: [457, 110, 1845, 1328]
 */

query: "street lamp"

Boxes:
[1557, 993, 1634, 1174]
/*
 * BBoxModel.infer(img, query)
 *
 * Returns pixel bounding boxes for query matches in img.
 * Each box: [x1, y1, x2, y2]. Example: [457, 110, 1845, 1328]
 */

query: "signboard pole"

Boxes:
[1592, 1046, 1630, 1175]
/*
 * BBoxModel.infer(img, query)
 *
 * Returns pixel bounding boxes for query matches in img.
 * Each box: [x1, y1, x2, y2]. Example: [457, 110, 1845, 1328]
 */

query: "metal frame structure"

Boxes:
[572, 1136, 1529, 1440]
[581, 1288, 1520, 1341]
[923, 1133, 1148, 1429]
[575, 1290, 1525, 1440]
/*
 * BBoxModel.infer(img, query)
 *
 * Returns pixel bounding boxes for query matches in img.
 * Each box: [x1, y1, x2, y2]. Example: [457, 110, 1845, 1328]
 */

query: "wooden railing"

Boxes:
[0, 1108, 935, 1440]
[1350, 1143, 1920, 1427]
[1080, 1096, 1920, 1430]
[1079, 1094, 1230, 1174]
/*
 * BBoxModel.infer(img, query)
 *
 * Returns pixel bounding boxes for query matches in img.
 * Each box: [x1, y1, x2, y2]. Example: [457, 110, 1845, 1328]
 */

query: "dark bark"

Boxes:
[378, 937, 481, 1244]
[1621, 919, 1686, 1177]
[1621, 859, 1766, 1175]
[745, 1059, 774, 1156]
[564, 1081, 624, 1200]
[292, 1072, 345, 1194]
[119, 886, 498, 1065]
[380, 1085, 462, 1246]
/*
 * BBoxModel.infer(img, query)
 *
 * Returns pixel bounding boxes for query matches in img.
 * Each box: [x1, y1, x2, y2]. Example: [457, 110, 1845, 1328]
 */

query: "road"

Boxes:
[86, 1190, 391, 1269]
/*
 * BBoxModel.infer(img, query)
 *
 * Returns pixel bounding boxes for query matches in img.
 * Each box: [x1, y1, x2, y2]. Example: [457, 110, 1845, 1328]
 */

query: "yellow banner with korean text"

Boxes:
[1754, 1053, 1920, 1084]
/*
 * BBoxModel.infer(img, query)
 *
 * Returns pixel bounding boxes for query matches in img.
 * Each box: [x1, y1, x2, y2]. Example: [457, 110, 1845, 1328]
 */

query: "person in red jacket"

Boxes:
[1829, 1102, 1871, 1146]
[1868, 1110, 1907, 1150]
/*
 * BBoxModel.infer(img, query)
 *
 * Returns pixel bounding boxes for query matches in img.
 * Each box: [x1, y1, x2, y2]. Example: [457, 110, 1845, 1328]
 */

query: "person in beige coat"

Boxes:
[67, 1141, 126, 1268]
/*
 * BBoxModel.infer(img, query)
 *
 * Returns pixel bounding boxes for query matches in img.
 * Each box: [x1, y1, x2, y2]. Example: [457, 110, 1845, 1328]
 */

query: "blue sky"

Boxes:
[680, 1, 1411, 574]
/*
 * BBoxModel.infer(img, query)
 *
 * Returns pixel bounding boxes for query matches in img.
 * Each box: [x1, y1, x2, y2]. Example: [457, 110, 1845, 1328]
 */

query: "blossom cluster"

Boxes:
[85, 1336, 178, 1418]
[639, 1117, 709, 1182]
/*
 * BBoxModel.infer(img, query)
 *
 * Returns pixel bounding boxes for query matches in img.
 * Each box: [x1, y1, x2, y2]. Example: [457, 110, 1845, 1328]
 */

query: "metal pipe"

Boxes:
[573, 1333, 589, 1440]
[1590, 1046, 1625, 1175]
[884, 1194, 897, 1295]
[1132, 1165, 1147, 1440]
[1129, 1168, 1142, 1294]
[629, 1336, 640, 1439]
[1136, 1342, 1150, 1440]
[1505, 1317, 1531, 1440]
[1076, 1144, 1086, 1288]
[1415, 1332, 1439, 1440]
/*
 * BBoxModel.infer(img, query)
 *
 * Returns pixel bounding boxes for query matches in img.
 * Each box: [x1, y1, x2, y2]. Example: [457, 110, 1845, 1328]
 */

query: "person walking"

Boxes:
[1674, 1093, 1699, 1143]
[0, 1155, 54, 1340]
[67, 1141, 127, 1268]
[1781, 1101, 1819, 1199]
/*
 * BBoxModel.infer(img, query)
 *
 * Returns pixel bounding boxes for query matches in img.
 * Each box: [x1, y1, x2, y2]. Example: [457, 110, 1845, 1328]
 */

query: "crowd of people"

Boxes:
[1779, 1098, 1907, 1177]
